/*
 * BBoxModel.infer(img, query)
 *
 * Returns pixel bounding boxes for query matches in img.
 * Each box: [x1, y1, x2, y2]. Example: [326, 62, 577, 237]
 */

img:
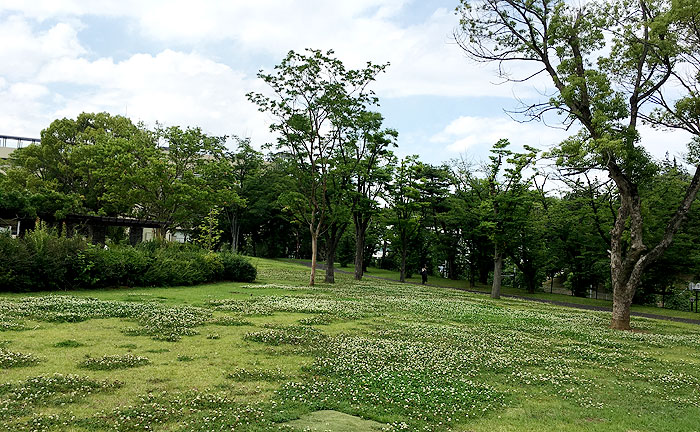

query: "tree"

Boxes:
[106, 125, 238, 236]
[456, 0, 700, 329]
[450, 158, 495, 287]
[480, 139, 537, 298]
[387, 156, 425, 282]
[248, 48, 388, 286]
[194, 207, 223, 251]
[4, 112, 145, 219]
[219, 138, 263, 253]
[417, 163, 463, 280]
[342, 111, 397, 280]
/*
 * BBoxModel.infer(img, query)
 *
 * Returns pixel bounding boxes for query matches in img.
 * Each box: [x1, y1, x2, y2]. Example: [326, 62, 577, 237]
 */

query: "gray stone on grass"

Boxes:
[284, 410, 385, 431]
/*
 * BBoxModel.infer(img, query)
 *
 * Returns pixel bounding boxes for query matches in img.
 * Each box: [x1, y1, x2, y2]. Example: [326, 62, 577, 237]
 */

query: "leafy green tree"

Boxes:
[387, 156, 425, 282]
[480, 139, 537, 298]
[4, 112, 145, 218]
[104, 125, 238, 236]
[341, 111, 397, 280]
[450, 158, 494, 287]
[218, 137, 263, 252]
[194, 207, 223, 251]
[416, 163, 463, 280]
[456, 0, 699, 329]
[248, 49, 387, 285]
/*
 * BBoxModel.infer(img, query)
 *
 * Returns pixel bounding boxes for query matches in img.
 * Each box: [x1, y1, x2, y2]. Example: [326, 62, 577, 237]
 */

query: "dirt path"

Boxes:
[289, 260, 700, 326]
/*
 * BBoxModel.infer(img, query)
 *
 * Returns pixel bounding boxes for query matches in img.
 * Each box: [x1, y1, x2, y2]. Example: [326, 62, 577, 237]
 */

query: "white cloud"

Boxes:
[431, 115, 695, 165]
[0, 1, 539, 100]
[9, 82, 48, 99]
[431, 115, 570, 154]
[0, 15, 85, 80]
[32, 50, 273, 147]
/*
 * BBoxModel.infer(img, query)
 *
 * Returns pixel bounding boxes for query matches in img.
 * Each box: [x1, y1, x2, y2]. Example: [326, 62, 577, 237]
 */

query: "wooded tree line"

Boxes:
[1, 0, 699, 331]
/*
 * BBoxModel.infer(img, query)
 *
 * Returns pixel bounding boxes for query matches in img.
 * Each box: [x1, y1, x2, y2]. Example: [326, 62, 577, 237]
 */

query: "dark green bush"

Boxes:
[663, 288, 693, 311]
[219, 252, 257, 282]
[0, 230, 256, 292]
[0, 227, 87, 292]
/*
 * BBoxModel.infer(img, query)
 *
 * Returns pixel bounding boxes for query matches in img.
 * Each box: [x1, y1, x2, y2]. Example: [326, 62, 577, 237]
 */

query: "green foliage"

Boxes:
[663, 287, 694, 311]
[79, 354, 150, 370]
[0, 224, 87, 292]
[0, 230, 257, 292]
[0, 348, 39, 369]
[3, 113, 241, 234]
[219, 252, 257, 283]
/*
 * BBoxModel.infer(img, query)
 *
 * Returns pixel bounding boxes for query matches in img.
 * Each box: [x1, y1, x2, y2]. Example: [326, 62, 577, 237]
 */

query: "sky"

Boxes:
[0, 0, 692, 165]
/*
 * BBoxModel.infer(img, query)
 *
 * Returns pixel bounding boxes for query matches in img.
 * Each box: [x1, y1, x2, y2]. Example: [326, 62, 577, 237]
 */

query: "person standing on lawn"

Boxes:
[420, 266, 428, 285]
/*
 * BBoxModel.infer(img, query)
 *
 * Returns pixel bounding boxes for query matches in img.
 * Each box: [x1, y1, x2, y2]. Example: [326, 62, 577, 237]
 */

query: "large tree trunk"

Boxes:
[607, 162, 700, 330]
[492, 244, 503, 299]
[325, 242, 337, 284]
[525, 271, 536, 294]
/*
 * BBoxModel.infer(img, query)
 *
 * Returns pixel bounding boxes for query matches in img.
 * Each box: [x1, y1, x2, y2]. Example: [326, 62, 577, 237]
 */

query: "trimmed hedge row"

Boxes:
[0, 230, 256, 292]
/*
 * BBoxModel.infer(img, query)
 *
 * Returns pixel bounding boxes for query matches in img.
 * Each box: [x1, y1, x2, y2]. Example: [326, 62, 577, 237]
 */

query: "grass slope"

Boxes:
[0, 257, 698, 431]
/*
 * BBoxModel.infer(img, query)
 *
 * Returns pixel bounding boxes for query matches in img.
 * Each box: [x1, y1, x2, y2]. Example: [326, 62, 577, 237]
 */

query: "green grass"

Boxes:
[313, 259, 700, 321]
[0, 257, 699, 431]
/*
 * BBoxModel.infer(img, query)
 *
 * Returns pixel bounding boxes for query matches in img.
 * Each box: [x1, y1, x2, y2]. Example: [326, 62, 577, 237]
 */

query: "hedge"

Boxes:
[0, 230, 256, 292]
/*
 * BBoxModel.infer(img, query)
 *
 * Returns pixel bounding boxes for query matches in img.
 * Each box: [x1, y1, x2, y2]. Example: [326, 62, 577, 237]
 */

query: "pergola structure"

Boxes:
[0, 211, 166, 246]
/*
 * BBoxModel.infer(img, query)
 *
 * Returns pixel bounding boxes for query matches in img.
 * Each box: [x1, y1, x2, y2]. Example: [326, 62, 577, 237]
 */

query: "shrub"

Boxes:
[0, 229, 256, 292]
[219, 253, 257, 282]
[663, 288, 693, 311]
[0, 227, 87, 292]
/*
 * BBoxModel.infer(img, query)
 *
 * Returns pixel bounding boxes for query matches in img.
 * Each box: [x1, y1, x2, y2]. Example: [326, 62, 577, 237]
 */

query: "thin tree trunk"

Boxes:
[324, 224, 345, 284]
[400, 246, 407, 283]
[381, 238, 387, 269]
[354, 222, 367, 281]
[469, 262, 476, 288]
[309, 226, 318, 286]
[492, 244, 503, 299]
[230, 212, 240, 254]
[156, 227, 167, 240]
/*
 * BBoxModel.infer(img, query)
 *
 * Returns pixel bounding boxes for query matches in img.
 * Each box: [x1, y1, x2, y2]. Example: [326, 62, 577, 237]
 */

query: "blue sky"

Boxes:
[0, 0, 690, 165]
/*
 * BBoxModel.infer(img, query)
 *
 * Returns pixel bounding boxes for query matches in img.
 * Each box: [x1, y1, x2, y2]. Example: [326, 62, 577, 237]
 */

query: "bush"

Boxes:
[219, 252, 257, 282]
[663, 288, 693, 311]
[0, 230, 257, 292]
[0, 226, 87, 292]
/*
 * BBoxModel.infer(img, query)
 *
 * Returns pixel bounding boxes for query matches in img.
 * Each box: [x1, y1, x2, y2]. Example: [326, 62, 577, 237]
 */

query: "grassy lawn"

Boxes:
[0, 257, 699, 431]
[304, 260, 700, 321]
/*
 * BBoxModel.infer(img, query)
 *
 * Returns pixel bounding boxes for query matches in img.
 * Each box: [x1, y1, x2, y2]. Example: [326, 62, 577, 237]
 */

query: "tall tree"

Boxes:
[481, 139, 537, 298]
[451, 158, 494, 287]
[4, 112, 145, 218]
[248, 48, 387, 286]
[343, 111, 397, 280]
[387, 156, 425, 282]
[456, 0, 699, 329]
[107, 125, 237, 236]
[220, 137, 263, 253]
